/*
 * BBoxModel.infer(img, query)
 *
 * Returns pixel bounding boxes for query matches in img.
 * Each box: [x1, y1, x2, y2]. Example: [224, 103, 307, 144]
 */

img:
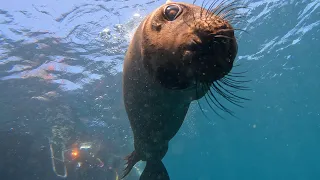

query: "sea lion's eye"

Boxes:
[164, 5, 182, 21]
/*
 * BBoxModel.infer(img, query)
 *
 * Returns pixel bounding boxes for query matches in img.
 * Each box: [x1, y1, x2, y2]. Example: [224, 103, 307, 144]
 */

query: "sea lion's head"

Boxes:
[141, 0, 239, 91]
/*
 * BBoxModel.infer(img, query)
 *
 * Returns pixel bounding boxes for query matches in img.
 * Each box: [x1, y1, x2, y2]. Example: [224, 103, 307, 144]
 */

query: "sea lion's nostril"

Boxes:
[187, 40, 199, 51]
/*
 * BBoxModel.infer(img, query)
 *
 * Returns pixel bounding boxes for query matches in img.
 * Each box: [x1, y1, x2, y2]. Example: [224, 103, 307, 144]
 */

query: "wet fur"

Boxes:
[122, 0, 249, 179]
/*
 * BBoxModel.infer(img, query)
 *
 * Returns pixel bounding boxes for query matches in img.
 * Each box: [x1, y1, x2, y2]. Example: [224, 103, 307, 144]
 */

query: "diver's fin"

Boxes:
[140, 160, 170, 180]
[121, 150, 140, 179]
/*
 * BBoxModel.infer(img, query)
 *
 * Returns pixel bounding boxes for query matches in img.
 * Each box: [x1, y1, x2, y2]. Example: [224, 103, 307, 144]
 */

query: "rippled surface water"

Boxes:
[0, 0, 319, 179]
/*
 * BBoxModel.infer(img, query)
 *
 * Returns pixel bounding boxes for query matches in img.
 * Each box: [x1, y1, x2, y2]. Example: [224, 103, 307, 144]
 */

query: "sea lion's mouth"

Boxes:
[182, 36, 235, 84]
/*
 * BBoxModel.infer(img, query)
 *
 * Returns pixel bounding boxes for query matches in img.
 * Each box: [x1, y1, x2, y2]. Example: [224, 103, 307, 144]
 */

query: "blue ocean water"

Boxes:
[0, 0, 319, 180]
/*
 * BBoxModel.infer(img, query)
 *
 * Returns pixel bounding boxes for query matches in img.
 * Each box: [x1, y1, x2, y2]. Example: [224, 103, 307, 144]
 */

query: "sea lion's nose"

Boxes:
[183, 36, 202, 51]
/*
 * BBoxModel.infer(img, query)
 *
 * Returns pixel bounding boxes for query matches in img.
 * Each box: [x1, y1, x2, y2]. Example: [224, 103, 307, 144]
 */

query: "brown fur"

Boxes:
[122, 1, 238, 179]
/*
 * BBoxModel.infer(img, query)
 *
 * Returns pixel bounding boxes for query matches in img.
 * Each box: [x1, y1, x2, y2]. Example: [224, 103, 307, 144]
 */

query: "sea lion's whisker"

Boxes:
[196, 81, 212, 121]
[212, 82, 242, 103]
[222, 76, 251, 84]
[206, 0, 220, 19]
[211, 0, 229, 16]
[210, 34, 234, 40]
[212, 83, 245, 108]
[220, 78, 250, 90]
[215, 28, 249, 34]
[207, 0, 217, 12]
[203, 88, 226, 119]
[229, 20, 249, 27]
[211, 83, 243, 104]
[232, 63, 241, 67]
[224, 10, 251, 19]
[205, 84, 234, 114]
[232, 27, 249, 34]
[202, 84, 230, 119]
[224, 14, 246, 21]
[224, 76, 251, 84]
[206, 84, 241, 119]
[215, 1, 242, 17]
[222, 13, 250, 25]
[192, 0, 197, 5]
[221, 79, 248, 86]
[224, 17, 247, 25]
[229, 70, 249, 75]
[191, 7, 197, 22]
[199, 0, 207, 19]
[203, 0, 213, 20]
[227, 74, 247, 78]
[220, 78, 248, 88]
[220, 6, 249, 19]
[215, 81, 250, 101]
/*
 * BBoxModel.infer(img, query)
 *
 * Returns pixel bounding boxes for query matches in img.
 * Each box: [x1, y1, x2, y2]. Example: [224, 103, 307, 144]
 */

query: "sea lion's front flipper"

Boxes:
[140, 160, 170, 180]
[121, 151, 140, 179]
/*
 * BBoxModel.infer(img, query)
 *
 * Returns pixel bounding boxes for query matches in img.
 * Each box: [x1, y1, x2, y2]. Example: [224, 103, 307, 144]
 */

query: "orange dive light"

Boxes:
[71, 149, 79, 159]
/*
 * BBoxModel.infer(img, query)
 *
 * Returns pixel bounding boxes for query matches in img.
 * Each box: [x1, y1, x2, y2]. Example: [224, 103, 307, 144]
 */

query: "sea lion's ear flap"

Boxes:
[166, 0, 173, 4]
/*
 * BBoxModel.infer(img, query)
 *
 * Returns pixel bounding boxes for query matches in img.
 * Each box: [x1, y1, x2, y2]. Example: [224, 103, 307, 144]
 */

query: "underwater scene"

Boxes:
[0, 0, 319, 180]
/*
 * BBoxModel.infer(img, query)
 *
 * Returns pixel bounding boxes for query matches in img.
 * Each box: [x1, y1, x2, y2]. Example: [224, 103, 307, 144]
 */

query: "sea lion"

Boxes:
[122, 0, 244, 179]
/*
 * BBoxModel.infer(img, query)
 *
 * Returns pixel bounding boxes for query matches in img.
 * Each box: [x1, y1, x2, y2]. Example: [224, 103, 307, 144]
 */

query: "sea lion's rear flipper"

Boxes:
[121, 151, 140, 179]
[140, 160, 170, 180]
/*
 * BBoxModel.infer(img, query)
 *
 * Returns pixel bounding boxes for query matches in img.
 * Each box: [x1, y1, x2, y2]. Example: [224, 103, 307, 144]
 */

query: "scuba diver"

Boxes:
[49, 137, 142, 180]
[0, 129, 140, 180]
